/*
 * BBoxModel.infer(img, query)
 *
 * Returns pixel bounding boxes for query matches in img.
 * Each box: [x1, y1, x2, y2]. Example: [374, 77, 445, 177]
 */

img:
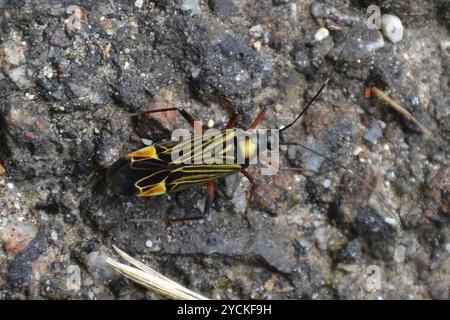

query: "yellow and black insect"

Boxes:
[106, 37, 393, 219]
[106, 103, 267, 217]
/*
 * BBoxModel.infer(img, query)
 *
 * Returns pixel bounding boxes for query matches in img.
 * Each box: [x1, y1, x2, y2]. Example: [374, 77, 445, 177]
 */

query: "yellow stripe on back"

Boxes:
[138, 181, 167, 197]
[128, 146, 159, 160]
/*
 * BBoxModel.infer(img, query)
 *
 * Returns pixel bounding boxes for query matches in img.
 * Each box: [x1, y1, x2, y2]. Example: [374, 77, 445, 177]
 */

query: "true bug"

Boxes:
[106, 37, 393, 220]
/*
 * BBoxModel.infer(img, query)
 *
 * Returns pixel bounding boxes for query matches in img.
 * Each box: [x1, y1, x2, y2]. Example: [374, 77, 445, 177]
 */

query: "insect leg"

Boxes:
[203, 181, 215, 215]
[138, 107, 200, 132]
[226, 112, 237, 129]
[202, 92, 238, 129]
[240, 169, 257, 228]
[247, 107, 268, 130]
[165, 182, 216, 223]
[282, 141, 396, 216]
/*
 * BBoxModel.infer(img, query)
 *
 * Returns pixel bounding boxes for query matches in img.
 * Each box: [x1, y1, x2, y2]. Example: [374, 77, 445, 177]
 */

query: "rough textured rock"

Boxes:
[0, 0, 449, 300]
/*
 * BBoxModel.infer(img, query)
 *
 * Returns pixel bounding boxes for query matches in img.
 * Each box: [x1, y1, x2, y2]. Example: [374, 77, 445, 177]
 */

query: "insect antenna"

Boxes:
[279, 34, 351, 134]
[283, 141, 396, 216]
[276, 31, 396, 216]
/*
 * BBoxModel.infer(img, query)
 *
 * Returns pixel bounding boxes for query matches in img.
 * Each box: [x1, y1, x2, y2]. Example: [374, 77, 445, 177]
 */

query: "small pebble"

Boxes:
[249, 25, 264, 38]
[2, 40, 26, 66]
[364, 121, 383, 144]
[381, 14, 404, 43]
[141, 138, 153, 146]
[6, 66, 32, 89]
[323, 179, 331, 188]
[275, 104, 283, 112]
[0, 224, 36, 256]
[252, 40, 262, 52]
[134, 0, 144, 8]
[314, 226, 328, 251]
[445, 243, 450, 254]
[65, 5, 85, 34]
[310, 1, 326, 19]
[85, 251, 116, 281]
[394, 245, 406, 263]
[50, 230, 58, 241]
[145, 239, 153, 248]
[42, 65, 54, 78]
[66, 265, 82, 292]
[289, 3, 299, 24]
[191, 67, 201, 78]
[314, 27, 330, 42]
[440, 39, 450, 51]
[353, 146, 363, 156]
[6, 182, 14, 189]
[181, 0, 201, 14]
[207, 119, 214, 128]
[384, 217, 397, 226]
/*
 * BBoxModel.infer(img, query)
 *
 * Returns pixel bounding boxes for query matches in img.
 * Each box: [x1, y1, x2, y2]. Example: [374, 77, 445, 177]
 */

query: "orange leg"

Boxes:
[166, 181, 215, 223]
[138, 107, 199, 132]
[202, 92, 238, 129]
[240, 169, 257, 228]
[226, 112, 237, 129]
[204, 181, 215, 215]
[248, 107, 267, 130]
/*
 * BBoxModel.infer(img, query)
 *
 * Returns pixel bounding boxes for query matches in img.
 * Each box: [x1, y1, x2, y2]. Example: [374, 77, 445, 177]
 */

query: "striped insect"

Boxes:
[106, 100, 269, 217]
[106, 38, 394, 220]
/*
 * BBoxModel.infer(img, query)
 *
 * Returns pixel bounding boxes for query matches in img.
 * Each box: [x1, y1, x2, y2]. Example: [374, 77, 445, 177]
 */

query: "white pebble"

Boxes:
[252, 40, 262, 52]
[314, 28, 329, 42]
[440, 40, 450, 51]
[43, 65, 54, 78]
[145, 239, 153, 248]
[353, 146, 363, 156]
[249, 25, 264, 38]
[50, 230, 58, 241]
[2, 40, 26, 66]
[207, 119, 214, 128]
[66, 265, 81, 292]
[323, 179, 331, 189]
[394, 245, 406, 263]
[181, 0, 201, 14]
[445, 243, 450, 254]
[134, 0, 144, 8]
[381, 14, 404, 43]
[141, 138, 153, 146]
[6, 182, 14, 190]
[384, 217, 397, 226]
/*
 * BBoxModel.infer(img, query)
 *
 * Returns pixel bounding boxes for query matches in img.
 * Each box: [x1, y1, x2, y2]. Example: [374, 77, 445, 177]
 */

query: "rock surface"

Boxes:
[0, 0, 449, 299]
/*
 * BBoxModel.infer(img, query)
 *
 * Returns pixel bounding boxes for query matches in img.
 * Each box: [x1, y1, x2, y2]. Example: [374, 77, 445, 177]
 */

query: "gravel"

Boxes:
[0, 0, 449, 300]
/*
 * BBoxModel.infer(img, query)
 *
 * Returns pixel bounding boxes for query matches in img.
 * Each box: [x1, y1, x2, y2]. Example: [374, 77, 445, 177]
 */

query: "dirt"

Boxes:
[0, 0, 449, 299]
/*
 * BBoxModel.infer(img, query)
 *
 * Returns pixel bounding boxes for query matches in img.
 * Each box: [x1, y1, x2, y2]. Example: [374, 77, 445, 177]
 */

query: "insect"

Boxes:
[106, 98, 270, 218]
[106, 37, 393, 220]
